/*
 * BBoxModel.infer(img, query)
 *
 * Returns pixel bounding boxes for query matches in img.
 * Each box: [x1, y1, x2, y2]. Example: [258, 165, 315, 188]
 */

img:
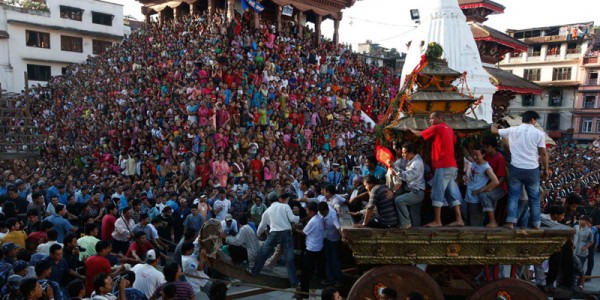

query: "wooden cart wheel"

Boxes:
[347, 265, 444, 300]
[468, 278, 546, 300]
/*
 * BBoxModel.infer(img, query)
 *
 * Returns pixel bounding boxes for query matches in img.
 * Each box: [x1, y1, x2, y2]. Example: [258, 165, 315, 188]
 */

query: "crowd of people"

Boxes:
[0, 5, 600, 300]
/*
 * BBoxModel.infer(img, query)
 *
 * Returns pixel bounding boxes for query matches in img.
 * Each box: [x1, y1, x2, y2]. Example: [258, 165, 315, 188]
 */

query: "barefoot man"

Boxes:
[407, 112, 464, 227]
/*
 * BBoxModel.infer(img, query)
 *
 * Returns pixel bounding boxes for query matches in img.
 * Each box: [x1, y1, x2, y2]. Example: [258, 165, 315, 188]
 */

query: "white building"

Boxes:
[0, 0, 126, 93]
[499, 22, 595, 136]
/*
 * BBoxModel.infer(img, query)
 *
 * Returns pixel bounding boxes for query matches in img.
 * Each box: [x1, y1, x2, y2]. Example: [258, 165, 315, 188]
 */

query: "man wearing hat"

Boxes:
[221, 214, 239, 236]
[250, 192, 300, 289]
[1, 242, 19, 264]
[1, 274, 23, 298]
[326, 163, 342, 191]
[131, 249, 165, 298]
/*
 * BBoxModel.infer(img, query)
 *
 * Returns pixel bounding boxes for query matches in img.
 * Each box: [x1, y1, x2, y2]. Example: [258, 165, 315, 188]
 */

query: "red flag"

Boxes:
[376, 145, 394, 168]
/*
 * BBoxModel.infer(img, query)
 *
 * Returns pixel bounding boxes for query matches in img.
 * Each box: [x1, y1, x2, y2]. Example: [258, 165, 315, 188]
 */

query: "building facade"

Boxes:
[499, 22, 597, 138]
[0, 0, 126, 93]
[573, 41, 600, 140]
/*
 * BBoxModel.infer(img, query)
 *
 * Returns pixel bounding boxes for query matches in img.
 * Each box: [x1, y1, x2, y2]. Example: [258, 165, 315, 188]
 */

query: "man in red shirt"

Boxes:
[101, 204, 118, 241]
[84, 240, 124, 296]
[409, 112, 464, 227]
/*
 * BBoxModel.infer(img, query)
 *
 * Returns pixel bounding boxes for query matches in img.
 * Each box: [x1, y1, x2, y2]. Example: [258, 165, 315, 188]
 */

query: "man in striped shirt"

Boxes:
[356, 174, 398, 228]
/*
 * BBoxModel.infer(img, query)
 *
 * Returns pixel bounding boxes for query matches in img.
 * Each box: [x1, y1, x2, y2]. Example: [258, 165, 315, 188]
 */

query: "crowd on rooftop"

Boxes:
[0, 5, 600, 300]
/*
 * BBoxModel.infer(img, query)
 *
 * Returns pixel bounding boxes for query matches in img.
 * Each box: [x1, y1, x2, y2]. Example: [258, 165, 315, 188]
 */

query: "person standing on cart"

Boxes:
[407, 112, 464, 227]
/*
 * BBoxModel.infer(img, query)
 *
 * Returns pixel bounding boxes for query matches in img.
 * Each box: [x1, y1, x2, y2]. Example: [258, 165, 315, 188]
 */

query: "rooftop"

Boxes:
[471, 23, 527, 52]
[484, 66, 542, 95]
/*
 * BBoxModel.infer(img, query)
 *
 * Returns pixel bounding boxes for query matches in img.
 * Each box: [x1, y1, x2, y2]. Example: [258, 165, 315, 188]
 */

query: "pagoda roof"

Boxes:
[484, 67, 542, 95]
[458, 0, 505, 14]
[387, 114, 489, 132]
[471, 23, 527, 52]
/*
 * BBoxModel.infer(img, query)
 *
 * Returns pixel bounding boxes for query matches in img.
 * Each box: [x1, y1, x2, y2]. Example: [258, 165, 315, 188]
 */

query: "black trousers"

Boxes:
[300, 249, 325, 298]
[229, 244, 248, 264]
[111, 239, 129, 255]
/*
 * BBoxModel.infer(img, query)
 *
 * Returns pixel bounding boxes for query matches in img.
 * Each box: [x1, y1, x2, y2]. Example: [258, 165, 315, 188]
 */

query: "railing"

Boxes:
[584, 57, 599, 64]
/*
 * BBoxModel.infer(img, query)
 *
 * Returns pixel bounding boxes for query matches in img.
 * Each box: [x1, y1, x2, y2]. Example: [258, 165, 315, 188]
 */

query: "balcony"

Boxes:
[584, 56, 599, 65]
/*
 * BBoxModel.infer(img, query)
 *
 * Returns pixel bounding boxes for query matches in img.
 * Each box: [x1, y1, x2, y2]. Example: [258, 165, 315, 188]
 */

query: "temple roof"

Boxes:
[471, 23, 527, 52]
[458, 0, 505, 13]
[484, 66, 542, 95]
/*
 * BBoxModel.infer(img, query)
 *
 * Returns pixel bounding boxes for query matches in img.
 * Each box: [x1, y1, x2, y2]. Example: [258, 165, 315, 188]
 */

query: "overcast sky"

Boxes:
[111, 0, 599, 51]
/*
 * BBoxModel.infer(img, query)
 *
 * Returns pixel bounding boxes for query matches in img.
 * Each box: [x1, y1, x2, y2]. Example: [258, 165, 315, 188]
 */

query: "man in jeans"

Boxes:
[408, 112, 464, 227]
[319, 201, 343, 287]
[492, 110, 550, 229]
[390, 143, 425, 228]
[250, 192, 300, 289]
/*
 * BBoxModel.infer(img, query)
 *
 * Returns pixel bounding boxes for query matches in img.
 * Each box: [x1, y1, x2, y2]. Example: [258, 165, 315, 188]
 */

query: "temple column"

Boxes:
[173, 6, 180, 20]
[158, 10, 164, 25]
[254, 10, 260, 29]
[227, 0, 235, 23]
[333, 18, 340, 47]
[315, 14, 322, 47]
[144, 13, 151, 23]
[208, 0, 215, 22]
[276, 5, 282, 33]
[296, 10, 303, 38]
[189, 3, 196, 16]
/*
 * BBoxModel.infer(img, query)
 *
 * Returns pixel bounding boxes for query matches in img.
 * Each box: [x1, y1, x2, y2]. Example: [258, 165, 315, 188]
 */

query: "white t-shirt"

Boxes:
[498, 123, 545, 169]
[213, 199, 231, 221]
[131, 263, 165, 298]
[182, 255, 210, 293]
[303, 214, 324, 252]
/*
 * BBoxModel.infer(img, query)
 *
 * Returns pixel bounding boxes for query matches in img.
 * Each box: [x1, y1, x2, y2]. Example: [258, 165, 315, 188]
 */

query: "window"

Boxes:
[584, 95, 597, 108]
[92, 12, 113, 26]
[61, 67, 68, 75]
[27, 64, 51, 81]
[546, 113, 560, 131]
[60, 6, 83, 21]
[511, 52, 523, 57]
[597, 118, 600, 133]
[92, 40, 112, 55]
[25, 30, 50, 48]
[546, 44, 560, 56]
[528, 45, 541, 57]
[552, 67, 572, 81]
[566, 42, 581, 54]
[581, 118, 593, 133]
[61, 35, 83, 52]
[522, 94, 534, 106]
[549, 89, 562, 106]
[523, 68, 541, 81]
[588, 72, 598, 85]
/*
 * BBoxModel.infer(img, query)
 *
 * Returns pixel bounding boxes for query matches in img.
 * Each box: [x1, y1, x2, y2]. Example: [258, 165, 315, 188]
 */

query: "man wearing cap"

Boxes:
[221, 214, 239, 236]
[326, 164, 342, 191]
[251, 192, 300, 289]
[131, 249, 165, 298]
[1, 274, 23, 298]
[1, 242, 19, 265]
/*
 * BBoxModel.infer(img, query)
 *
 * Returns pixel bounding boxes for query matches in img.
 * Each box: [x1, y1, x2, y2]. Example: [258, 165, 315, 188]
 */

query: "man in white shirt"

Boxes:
[111, 207, 136, 254]
[130, 249, 165, 298]
[213, 189, 231, 221]
[181, 242, 212, 296]
[224, 216, 260, 265]
[491, 110, 550, 229]
[250, 192, 300, 289]
[319, 201, 343, 287]
[221, 214, 239, 236]
[295, 202, 324, 297]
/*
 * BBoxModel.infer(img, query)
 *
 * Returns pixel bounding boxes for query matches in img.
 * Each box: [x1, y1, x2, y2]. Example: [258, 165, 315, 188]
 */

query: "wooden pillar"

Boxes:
[173, 6, 180, 20]
[315, 14, 322, 47]
[158, 10, 163, 25]
[189, 3, 195, 15]
[208, 0, 215, 22]
[276, 5, 282, 33]
[297, 11, 303, 38]
[144, 13, 151, 23]
[333, 18, 340, 47]
[254, 10, 260, 29]
[227, 0, 235, 22]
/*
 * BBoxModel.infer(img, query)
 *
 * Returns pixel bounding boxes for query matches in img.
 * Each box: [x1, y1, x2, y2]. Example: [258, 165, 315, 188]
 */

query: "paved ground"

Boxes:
[226, 252, 600, 299]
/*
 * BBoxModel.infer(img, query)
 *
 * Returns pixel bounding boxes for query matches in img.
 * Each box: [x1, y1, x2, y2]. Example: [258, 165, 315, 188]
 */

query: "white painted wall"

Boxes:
[0, 0, 125, 93]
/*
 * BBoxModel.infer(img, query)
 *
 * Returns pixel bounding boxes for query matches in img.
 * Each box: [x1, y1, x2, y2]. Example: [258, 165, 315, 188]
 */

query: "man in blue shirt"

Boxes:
[362, 155, 387, 184]
[45, 180, 60, 205]
[327, 164, 342, 190]
[44, 205, 76, 243]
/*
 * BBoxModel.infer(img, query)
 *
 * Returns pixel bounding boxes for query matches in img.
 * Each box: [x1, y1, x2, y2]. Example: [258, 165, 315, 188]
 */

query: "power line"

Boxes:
[374, 27, 418, 43]
[346, 15, 417, 28]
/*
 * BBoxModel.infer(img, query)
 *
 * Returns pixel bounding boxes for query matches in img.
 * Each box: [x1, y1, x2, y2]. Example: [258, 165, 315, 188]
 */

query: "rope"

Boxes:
[183, 272, 319, 297]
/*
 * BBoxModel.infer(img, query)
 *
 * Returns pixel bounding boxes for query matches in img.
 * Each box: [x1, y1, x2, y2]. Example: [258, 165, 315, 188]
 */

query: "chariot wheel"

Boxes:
[347, 265, 444, 300]
[468, 278, 546, 300]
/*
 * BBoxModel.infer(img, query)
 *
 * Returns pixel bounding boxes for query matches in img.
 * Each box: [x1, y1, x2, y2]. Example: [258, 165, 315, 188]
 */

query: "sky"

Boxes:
[111, 0, 599, 52]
